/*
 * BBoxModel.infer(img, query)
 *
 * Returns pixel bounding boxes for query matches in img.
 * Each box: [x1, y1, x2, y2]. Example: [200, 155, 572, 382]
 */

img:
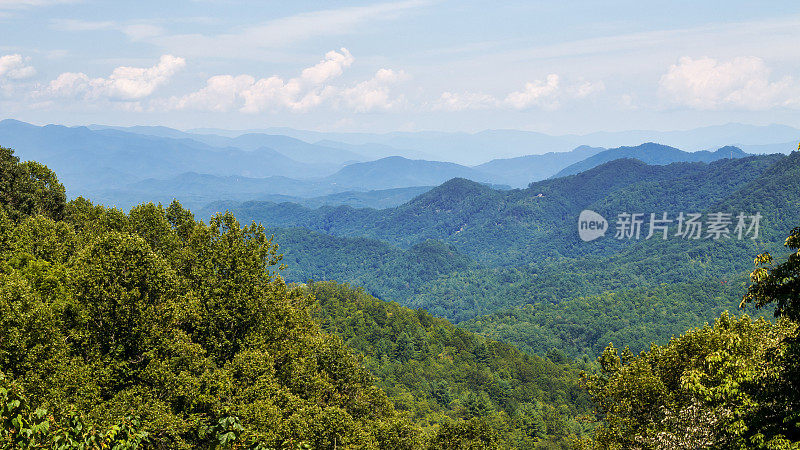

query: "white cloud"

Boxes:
[658, 56, 800, 110]
[570, 80, 606, 99]
[166, 74, 255, 112]
[239, 48, 354, 113]
[163, 48, 406, 114]
[239, 76, 317, 113]
[45, 54, 185, 101]
[433, 74, 603, 112]
[339, 68, 409, 112]
[504, 74, 561, 110]
[0, 54, 35, 79]
[300, 48, 354, 85]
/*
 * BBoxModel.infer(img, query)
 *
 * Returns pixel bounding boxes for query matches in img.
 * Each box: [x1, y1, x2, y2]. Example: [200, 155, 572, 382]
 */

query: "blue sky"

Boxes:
[1, 0, 800, 133]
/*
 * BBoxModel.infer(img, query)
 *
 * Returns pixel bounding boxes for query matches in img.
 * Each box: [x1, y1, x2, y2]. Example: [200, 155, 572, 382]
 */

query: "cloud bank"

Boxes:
[162, 48, 407, 114]
[659, 56, 800, 110]
[434, 75, 605, 111]
[0, 54, 36, 80]
[44, 54, 185, 101]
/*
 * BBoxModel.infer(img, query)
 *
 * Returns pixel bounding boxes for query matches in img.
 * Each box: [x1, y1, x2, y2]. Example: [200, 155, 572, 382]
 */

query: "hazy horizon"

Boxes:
[4, 116, 800, 142]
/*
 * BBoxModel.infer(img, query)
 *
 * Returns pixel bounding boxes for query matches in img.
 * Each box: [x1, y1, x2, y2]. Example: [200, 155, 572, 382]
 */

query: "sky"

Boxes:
[1, 0, 800, 134]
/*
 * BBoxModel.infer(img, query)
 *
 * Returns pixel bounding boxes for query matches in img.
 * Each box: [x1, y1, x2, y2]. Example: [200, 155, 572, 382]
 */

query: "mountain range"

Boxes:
[210, 153, 787, 266]
[551, 143, 749, 178]
[3, 118, 796, 213]
[208, 150, 800, 359]
[4, 112, 800, 449]
[89, 124, 367, 165]
[0, 119, 338, 190]
[192, 122, 800, 165]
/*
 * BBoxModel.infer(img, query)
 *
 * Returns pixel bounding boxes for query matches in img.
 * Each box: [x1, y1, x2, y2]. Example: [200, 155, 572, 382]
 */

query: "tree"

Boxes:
[0, 147, 65, 222]
[742, 226, 800, 321]
[579, 314, 797, 449]
[742, 223, 800, 444]
[0, 156, 420, 448]
[427, 418, 501, 449]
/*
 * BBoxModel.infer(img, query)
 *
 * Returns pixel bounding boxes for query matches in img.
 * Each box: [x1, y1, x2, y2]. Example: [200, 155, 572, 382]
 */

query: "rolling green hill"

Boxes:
[266, 227, 477, 304]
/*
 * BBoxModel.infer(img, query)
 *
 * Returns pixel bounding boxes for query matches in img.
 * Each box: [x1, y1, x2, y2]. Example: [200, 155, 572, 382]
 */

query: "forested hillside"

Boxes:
[263, 228, 476, 304]
[309, 282, 592, 447]
[3, 141, 800, 448]
[461, 278, 754, 359]
[0, 146, 411, 448]
[0, 145, 592, 448]
[7, 0, 800, 446]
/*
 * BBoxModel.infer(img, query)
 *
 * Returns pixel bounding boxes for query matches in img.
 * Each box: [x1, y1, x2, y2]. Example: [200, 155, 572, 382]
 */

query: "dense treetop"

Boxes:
[1, 145, 413, 448]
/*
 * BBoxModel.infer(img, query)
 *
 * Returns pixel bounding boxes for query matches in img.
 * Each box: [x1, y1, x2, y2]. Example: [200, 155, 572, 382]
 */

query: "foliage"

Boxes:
[309, 282, 592, 447]
[1, 371, 149, 449]
[462, 278, 757, 359]
[270, 228, 475, 304]
[577, 313, 800, 449]
[743, 226, 800, 321]
[0, 145, 600, 448]
[5, 141, 800, 448]
[0, 146, 66, 222]
[426, 418, 501, 449]
[0, 146, 423, 448]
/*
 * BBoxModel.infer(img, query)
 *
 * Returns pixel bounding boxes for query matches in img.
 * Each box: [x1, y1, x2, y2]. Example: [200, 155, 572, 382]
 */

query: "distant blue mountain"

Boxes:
[573, 123, 800, 150]
[0, 119, 337, 196]
[476, 145, 606, 187]
[314, 139, 434, 160]
[96, 156, 499, 210]
[4, 119, 793, 215]
[737, 141, 799, 155]
[324, 156, 495, 190]
[190, 123, 800, 165]
[97, 174, 432, 211]
[89, 124, 367, 165]
[551, 143, 750, 178]
[191, 127, 582, 165]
